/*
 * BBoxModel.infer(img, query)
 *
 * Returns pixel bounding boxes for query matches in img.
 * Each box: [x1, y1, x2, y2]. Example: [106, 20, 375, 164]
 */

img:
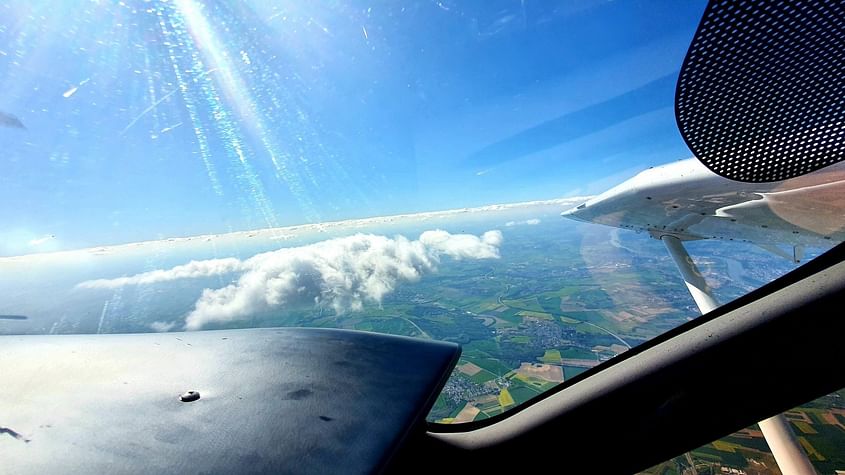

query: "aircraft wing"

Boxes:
[563, 158, 845, 249]
[0, 328, 459, 474]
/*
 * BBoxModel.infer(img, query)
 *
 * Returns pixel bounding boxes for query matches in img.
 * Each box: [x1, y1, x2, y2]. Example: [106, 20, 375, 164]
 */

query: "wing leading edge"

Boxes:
[563, 158, 845, 249]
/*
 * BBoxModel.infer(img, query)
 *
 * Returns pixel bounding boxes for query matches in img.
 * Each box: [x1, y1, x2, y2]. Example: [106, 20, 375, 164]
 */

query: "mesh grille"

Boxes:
[676, 0, 845, 182]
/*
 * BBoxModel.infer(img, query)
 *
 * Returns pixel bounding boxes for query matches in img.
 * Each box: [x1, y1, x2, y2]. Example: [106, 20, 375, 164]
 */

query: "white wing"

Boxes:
[563, 158, 845, 248]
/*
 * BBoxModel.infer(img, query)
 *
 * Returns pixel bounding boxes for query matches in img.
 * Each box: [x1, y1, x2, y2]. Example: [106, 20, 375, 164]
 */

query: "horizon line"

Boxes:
[1, 196, 591, 261]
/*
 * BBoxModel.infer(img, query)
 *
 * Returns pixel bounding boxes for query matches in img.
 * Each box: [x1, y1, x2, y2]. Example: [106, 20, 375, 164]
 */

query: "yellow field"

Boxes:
[711, 440, 738, 453]
[498, 388, 515, 407]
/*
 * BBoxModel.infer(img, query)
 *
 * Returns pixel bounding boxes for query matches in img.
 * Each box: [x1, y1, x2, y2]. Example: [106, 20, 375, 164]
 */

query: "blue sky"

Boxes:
[0, 0, 706, 254]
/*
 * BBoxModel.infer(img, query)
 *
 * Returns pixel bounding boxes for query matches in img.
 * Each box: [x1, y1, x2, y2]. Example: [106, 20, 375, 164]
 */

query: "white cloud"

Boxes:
[77, 258, 243, 289]
[504, 218, 541, 227]
[418, 230, 502, 259]
[78, 230, 503, 330]
[28, 234, 56, 246]
[149, 321, 177, 332]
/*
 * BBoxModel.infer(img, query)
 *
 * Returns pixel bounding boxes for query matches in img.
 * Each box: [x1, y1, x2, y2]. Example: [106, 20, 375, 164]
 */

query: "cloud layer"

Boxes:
[79, 230, 502, 330]
[505, 218, 541, 227]
[78, 258, 244, 289]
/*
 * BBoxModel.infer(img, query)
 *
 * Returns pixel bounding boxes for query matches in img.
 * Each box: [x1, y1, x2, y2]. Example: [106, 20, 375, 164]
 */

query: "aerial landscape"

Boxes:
[0, 200, 816, 422]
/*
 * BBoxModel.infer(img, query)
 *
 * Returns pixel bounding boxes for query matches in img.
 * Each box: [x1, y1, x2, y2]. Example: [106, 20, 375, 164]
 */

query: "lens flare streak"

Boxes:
[172, 0, 339, 224]
[142, 48, 162, 134]
[155, 5, 223, 196]
[168, 0, 281, 227]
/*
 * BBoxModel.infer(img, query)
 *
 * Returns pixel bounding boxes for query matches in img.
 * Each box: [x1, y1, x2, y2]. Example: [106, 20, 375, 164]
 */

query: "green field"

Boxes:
[560, 346, 595, 359]
[563, 366, 589, 380]
[512, 372, 557, 390]
[540, 349, 562, 364]
[469, 368, 496, 384]
[537, 295, 563, 314]
[508, 385, 542, 405]
[517, 310, 553, 320]
[501, 297, 546, 313]
[462, 354, 511, 376]
[793, 420, 818, 434]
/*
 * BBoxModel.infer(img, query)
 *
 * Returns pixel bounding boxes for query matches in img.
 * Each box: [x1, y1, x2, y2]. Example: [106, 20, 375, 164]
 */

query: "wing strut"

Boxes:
[661, 235, 817, 475]
[661, 236, 719, 313]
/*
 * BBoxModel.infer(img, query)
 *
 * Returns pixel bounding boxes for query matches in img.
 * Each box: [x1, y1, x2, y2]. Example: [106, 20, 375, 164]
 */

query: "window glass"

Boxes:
[1, 0, 841, 423]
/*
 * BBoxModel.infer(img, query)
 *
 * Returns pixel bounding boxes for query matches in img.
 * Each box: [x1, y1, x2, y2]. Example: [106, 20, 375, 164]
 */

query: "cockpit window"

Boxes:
[1, 0, 841, 424]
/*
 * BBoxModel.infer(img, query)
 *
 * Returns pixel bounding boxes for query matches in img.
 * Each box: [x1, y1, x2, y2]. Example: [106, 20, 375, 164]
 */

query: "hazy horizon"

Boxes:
[1, 196, 589, 259]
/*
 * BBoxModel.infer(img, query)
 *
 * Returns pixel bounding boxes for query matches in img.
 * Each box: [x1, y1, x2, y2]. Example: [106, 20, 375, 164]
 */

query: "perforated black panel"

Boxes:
[676, 0, 845, 182]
